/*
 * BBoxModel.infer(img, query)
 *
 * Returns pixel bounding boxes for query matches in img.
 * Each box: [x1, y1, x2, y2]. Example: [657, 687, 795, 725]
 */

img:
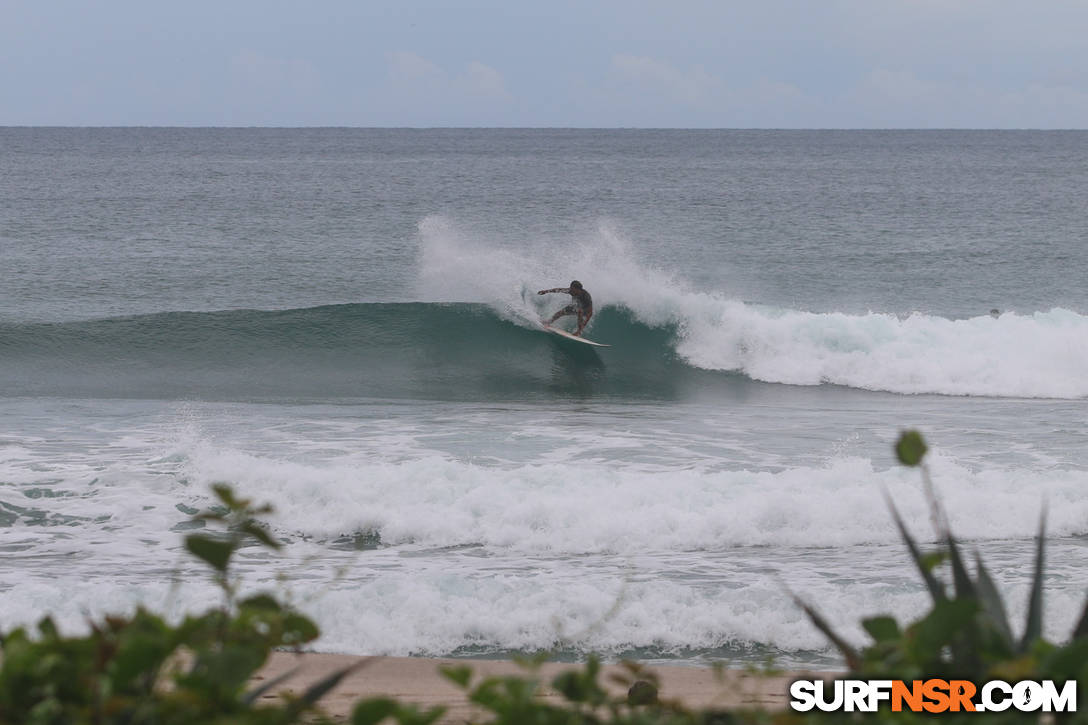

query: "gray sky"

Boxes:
[3, 0, 1088, 128]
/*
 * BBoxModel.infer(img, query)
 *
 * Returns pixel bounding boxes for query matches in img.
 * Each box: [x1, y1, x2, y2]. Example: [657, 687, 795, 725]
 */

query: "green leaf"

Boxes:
[792, 592, 860, 670]
[439, 664, 473, 688]
[211, 483, 240, 509]
[945, 534, 976, 600]
[397, 706, 447, 725]
[974, 552, 1014, 650]
[1020, 508, 1047, 652]
[37, 616, 59, 639]
[862, 616, 901, 643]
[241, 521, 281, 550]
[352, 698, 400, 725]
[109, 617, 174, 690]
[239, 593, 282, 612]
[552, 670, 592, 703]
[282, 612, 320, 644]
[895, 430, 927, 466]
[908, 598, 978, 660]
[919, 550, 948, 572]
[193, 511, 226, 523]
[181, 643, 266, 698]
[1072, 593, 1088, 640]
[184, 534, 233, 573]
[627, 679, 659, 706]
[883, 492, 946, 603]
[469, 676, 540, 712]
[1040, 637, 1088, 683]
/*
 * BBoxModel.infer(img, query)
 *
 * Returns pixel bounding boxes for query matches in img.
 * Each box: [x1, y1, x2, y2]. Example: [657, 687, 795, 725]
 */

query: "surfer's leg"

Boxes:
[574, 309, 592, 336]
[548, 305, 576, 324]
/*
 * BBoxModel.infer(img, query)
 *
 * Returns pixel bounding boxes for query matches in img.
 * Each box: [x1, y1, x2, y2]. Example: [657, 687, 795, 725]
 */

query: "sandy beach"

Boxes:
[254, 652, 830, 722]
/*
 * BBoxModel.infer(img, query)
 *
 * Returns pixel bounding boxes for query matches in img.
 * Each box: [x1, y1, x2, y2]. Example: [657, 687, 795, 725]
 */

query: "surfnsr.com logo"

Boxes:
[789, 679, 1078, 714]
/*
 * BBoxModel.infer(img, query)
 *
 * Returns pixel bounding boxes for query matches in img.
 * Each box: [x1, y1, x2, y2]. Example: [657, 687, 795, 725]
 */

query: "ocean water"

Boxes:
[2, 128, 1087, 668]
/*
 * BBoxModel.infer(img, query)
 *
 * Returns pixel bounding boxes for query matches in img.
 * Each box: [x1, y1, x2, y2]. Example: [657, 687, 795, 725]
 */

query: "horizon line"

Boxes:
[2, 125, 1087, 131]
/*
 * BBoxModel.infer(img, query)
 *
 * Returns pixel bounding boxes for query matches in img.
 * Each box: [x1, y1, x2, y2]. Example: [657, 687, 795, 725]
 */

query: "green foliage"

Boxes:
[0, 485, 343, 725]
[184, 483, 281, 599]
[800, 430, 1088, 721]
[438, 655, 756, 725]
[2, 483, 769, 725]
[350, 696, 445, 725]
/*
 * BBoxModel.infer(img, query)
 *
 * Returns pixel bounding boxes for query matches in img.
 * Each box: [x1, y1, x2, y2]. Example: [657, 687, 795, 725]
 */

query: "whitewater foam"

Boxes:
[173, 440, 1088, 553]
[417, 214, 691, 329]
[678, 305, 1088, 398]
[6, 534, 1086, 667]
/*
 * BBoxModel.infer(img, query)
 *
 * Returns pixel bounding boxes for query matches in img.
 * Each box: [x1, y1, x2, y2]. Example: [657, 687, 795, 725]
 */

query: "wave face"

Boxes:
[3, 300, 1087, 400]
[0, 303, 688, 401]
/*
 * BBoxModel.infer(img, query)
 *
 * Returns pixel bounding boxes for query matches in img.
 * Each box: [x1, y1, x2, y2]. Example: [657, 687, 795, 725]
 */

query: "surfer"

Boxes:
[538, 280, 593, 336]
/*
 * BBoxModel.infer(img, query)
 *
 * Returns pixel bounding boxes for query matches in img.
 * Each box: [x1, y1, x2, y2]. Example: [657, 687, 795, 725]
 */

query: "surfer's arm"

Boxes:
[537, 287, 570, 295]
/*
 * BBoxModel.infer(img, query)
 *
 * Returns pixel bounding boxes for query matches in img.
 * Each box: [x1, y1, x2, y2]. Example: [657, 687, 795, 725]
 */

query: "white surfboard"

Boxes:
[541, 324, 610, 347]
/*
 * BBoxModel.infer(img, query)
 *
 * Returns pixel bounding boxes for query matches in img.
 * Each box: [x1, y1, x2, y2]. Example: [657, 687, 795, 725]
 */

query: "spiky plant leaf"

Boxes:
[974, 552, 1014, 651]
[1072, 594, 1088, 640]
[242, 665, 300, 706]
[945, 534, 976, 600]
[440, 664, 473, 688]
[906, 597, 979, 665]
[1019, 509, 1047, 652]
[286, 660, 369, 719]
[883, 490, 945, 603]
[862, 616, 901, 643]
[791, 592, 860, 670]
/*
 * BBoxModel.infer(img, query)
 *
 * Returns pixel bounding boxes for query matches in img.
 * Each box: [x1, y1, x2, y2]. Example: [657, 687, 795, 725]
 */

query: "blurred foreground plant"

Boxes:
[0, 484, 357, 725]
[795, 430, 1088, 722]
